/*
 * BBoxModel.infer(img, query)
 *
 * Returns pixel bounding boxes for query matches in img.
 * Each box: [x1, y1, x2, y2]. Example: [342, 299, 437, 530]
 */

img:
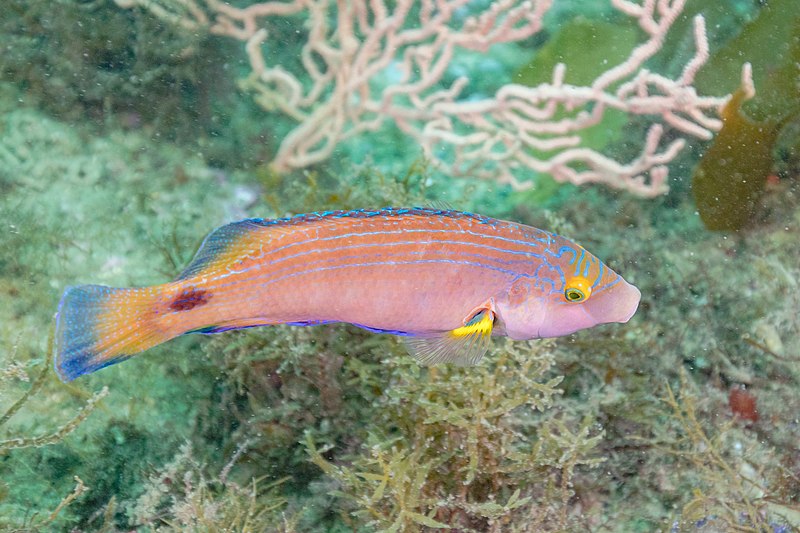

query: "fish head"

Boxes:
[495, 236, 640, 340]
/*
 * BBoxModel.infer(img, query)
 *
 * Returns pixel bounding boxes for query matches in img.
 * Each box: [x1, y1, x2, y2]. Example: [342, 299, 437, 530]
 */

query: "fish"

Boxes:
[53, 207, 641, 382]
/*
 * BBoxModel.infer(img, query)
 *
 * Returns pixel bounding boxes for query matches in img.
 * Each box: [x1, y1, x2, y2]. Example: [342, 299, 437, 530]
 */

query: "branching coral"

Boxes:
[115, 0, 752, 196]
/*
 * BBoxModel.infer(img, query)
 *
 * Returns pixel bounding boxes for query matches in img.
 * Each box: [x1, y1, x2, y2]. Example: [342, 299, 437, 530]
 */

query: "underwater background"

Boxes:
[1, 0, 799, 531]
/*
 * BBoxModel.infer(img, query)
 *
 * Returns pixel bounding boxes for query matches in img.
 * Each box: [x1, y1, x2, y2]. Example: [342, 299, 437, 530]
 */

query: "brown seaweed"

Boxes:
[692, 89, 780, 231]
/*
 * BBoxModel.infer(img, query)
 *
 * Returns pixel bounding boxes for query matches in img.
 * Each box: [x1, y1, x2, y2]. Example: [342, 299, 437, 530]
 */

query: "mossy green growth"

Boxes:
[202, 324, 389, 490]
[307, 339, 603, 532]
[128, 442, 290, 531]
[257, 158, 433, 216]
[659, 370, 796, 531]
[1, 0, 204, 126]
[0, 358, 109, 529]
[514, 18, 638, 88]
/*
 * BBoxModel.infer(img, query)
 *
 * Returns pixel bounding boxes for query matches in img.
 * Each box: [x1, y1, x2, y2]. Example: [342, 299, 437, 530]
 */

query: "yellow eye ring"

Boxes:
[564, 277, 592, 303]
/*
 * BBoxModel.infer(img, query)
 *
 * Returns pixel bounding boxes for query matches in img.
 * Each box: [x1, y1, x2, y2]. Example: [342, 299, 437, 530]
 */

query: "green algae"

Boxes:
[513, 17, 638, 172]
[694, 0, 800, 124]
[306, 341, 601, 532]
[514, 18, 639, 88]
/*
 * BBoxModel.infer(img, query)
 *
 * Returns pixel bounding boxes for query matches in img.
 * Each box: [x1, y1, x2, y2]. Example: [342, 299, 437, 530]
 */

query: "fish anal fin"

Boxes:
[405, 308, 495, 367]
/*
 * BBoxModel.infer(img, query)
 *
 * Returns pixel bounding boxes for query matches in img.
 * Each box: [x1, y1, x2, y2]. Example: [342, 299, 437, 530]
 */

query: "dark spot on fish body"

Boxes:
[169, 288, 210, 311]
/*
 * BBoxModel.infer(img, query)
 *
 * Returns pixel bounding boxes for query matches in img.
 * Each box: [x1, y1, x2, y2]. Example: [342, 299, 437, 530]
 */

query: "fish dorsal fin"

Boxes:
[176, 218, 270, 280]
[405, 309, 494, 366]
[426, 199, 457, 211]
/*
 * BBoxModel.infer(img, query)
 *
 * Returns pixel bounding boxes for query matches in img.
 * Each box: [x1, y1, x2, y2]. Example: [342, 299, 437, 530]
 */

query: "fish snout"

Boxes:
[585, 278, 641, 325]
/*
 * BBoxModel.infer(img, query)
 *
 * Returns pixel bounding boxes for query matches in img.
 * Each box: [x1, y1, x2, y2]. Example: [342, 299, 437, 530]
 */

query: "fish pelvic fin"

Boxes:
[405, 309, 495, 367]
[54, 284, 171, 381]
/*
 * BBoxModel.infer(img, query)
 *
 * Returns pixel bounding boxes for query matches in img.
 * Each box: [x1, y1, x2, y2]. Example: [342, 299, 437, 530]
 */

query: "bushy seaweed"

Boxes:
[306, 339, 604, 532]
[0, 351, 108, 529]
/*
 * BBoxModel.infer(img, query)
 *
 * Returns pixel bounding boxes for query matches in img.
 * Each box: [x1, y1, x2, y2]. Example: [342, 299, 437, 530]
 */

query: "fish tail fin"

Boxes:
[54, 284, 172, 382]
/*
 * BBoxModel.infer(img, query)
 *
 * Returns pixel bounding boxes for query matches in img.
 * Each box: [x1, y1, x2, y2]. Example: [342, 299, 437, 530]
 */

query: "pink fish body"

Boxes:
[54, 208, 640, 381]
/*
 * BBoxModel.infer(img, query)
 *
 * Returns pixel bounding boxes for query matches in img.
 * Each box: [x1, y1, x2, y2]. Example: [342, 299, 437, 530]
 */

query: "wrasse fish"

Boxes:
[54, 207, 640, 382]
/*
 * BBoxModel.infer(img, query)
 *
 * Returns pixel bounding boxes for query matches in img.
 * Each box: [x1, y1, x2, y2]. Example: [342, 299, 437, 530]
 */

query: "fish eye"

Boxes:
[565, 287, 585, 302]
[564, 277, 592, 303]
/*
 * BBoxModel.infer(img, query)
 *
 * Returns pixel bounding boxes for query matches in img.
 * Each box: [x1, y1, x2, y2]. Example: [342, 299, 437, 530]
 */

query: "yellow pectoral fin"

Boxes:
[451, 308, 495, 339]
[405, 307, 495, 367]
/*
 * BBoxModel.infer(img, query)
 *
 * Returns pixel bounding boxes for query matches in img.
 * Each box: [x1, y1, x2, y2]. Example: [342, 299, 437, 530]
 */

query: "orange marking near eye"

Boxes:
[566, 276, 593, 300]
